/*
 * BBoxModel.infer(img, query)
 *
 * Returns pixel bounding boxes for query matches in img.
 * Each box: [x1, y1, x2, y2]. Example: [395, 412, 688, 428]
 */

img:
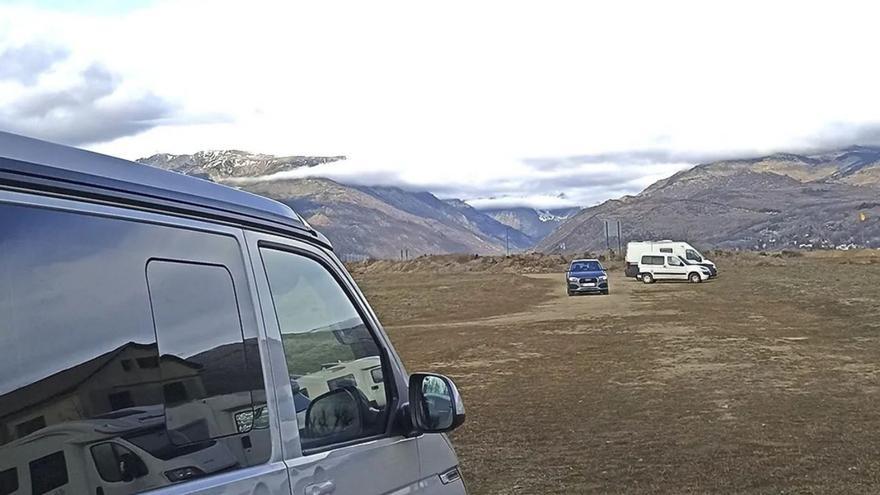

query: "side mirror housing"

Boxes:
[408, 373, 465, 434]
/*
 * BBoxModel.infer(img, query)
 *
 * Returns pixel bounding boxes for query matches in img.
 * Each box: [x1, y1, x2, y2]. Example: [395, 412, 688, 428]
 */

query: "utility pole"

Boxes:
[617, 220, 622, 259]
[506, 227, 510, 256]
[604, 220, 610, 251]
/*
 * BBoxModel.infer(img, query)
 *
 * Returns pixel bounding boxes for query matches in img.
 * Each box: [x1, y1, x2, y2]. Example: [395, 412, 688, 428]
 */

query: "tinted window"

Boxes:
[641, 255, 664, 265]
[91, 443, 123, 483]
[659, 248, 673, 253]
[260, 248, 391, 451]
[0, 203, 270, 494]
[15, 417, 46, 438]
[685, 249, 702, 261]
[147, 260, 256, 442]
[29, 452, 67, 495]
[0, 468, 17, 495]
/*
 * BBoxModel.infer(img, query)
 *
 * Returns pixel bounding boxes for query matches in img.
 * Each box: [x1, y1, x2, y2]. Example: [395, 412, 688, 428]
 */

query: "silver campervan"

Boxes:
[0, 132, 467, 495]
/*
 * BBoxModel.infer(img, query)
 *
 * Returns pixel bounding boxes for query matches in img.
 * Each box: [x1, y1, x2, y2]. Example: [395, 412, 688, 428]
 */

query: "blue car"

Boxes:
[566, 259, 609, 296]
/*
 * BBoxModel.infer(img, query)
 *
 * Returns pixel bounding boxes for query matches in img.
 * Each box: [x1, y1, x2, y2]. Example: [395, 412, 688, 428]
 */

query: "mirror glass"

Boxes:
[420, 375, 454, 430]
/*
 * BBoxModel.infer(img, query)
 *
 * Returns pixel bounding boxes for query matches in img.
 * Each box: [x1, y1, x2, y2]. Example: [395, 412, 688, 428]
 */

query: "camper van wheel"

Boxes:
[641, 273, 654, 284]
[635, 274, 643, 281]
[689, 272, 702, 283]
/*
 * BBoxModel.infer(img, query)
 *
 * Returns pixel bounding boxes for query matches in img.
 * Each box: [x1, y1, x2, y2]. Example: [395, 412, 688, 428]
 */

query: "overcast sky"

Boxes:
[1, 1, 879, 209]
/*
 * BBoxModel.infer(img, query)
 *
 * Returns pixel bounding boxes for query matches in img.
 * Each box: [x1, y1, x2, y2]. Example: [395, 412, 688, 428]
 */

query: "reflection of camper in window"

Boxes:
[0, 407, 238, 495]
[0, 338, 270, 493]
[0, 342, 200, 447]
[295, 356, 386, 411]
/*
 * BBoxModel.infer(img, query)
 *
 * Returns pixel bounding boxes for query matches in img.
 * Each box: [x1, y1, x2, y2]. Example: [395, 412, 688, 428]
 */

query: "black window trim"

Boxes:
[257, 242, 401, 455]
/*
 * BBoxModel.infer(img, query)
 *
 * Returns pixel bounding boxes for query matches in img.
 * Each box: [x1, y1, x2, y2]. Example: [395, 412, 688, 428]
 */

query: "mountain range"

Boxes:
[538, 146, 880, 253]
[137, 152, 574, 258]
[139, 146, 880, 258]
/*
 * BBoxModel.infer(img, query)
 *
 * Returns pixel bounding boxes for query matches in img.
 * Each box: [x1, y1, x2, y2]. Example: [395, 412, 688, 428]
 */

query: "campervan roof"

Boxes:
[0, 131, 328, 246]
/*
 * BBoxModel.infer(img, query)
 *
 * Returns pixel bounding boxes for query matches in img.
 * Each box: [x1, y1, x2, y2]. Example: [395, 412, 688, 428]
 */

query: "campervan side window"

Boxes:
[659, 248, 673, 253]
[147, 260, 259, 442]
[641, 255, 665, 265]
[29, 451, 68, 495]
[685, 249, 702, 262]
[260, 248, 392, 452]
[0, 203, 272, 494]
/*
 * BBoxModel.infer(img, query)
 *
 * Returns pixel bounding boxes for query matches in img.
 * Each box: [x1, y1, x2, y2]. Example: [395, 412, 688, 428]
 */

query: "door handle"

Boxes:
[305, 480, 336, 495]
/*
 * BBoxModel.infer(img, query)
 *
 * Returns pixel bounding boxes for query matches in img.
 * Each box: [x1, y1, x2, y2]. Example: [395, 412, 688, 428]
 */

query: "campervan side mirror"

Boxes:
[409, 373, 465, 433]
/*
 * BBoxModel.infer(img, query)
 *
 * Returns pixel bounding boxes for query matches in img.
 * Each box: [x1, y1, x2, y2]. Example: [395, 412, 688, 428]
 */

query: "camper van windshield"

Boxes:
[685, 249, 703, 262]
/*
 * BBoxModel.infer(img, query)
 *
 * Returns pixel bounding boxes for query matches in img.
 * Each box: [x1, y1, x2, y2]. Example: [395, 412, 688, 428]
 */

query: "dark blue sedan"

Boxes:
[566, 259, 609, 296]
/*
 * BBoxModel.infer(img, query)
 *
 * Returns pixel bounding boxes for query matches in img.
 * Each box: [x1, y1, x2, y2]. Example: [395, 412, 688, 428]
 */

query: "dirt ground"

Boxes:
[353, 252, 880, 494]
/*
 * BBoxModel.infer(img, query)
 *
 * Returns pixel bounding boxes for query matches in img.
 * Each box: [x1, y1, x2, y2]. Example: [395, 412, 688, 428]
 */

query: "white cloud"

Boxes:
[2, 0, 880, 206]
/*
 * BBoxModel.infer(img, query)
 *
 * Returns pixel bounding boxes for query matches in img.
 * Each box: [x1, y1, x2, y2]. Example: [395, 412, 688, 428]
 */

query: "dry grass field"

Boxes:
[353, 251, 880, 494]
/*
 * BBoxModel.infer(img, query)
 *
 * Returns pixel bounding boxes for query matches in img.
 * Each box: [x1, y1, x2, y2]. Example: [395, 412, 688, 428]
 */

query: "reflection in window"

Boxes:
[29, 451, 68, 495]
[91, 443, 147, 483]
[0, 468, 18, 495]
[0, 203, 271, 494]
[109, 391, 135, 411]
[163, 382, 189, 405]
[136, 357, 159, 369]
[147, 261, 256, 443]
[260, 249, 390, 450]
[15, 416, 46, 438]
[91, 443, 123, 483]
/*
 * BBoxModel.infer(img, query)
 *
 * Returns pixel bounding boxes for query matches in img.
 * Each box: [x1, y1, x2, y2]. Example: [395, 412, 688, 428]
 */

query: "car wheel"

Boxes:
[635, 274, 643, 281]
[689, 272, 702, 283]
[642, 273, 654, 284]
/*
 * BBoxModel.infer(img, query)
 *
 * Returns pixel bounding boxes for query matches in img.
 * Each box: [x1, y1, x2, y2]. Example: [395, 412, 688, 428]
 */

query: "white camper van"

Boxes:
[0, 407, 243, 495]
[625, 241, 717, 279]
